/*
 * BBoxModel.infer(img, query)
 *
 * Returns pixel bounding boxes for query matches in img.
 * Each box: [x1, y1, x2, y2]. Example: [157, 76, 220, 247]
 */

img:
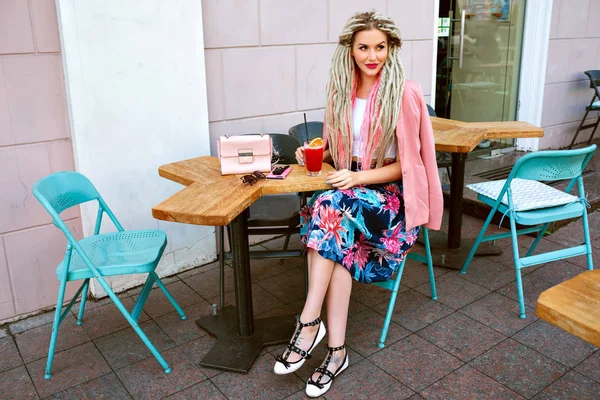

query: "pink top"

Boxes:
[323, 80, 443, 231]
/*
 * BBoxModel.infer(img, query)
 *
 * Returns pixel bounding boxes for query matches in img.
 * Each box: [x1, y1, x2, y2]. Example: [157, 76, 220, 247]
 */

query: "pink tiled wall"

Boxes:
[0, 0, 80, 322]
[202, 0, 436, 156]
[542, 0, 600, 149]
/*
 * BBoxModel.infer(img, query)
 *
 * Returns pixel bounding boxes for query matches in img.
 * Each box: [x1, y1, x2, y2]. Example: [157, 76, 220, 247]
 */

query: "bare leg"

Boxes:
[312, 263, 351, 381]
[284, 249, 335, 363]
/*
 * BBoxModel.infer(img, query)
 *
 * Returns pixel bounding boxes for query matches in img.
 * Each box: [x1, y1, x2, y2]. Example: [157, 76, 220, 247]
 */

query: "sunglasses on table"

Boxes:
[240, 171, 266, 185]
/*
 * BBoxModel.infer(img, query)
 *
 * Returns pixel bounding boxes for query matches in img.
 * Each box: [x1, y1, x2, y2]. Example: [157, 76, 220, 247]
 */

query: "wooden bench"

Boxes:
[536, 269, 600, 347]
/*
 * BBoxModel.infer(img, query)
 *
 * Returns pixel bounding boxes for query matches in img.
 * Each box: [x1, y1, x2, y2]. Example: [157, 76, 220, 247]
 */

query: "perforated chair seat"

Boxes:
[249, 194, 301, 222]
[57, 230, 167, 281]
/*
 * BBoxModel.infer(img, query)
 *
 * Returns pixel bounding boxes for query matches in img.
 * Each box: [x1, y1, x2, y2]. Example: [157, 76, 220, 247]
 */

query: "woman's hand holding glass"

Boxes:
[295, 146, 305, 166]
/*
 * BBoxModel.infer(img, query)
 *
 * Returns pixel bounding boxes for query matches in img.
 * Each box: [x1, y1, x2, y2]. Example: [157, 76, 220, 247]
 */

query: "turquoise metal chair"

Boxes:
[374, 227, 437, 348]
[32, 171, 187, 379]
[461, 145, 596, 318]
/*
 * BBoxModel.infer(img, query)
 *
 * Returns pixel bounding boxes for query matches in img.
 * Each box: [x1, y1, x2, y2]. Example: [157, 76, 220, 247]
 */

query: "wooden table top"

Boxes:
[152, 158, 334, 226]
[536, 269, 600, 347]
[153, 117, 543, 226]
[430, 117, 544, 153]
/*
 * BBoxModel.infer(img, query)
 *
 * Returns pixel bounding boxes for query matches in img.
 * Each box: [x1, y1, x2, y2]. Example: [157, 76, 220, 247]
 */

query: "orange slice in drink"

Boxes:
[309, 137, 323, 147]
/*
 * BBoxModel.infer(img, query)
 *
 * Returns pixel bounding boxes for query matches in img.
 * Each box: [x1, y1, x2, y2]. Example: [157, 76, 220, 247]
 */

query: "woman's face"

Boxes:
[351, 29, 389, 80]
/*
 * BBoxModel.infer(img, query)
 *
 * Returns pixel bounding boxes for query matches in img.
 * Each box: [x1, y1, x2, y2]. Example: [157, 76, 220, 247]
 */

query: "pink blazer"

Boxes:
[395, 80, 443, 231]
[323, 80, 444, 231]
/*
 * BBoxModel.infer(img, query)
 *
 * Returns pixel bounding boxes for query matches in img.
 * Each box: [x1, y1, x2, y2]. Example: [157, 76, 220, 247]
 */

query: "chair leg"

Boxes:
[378, 258, 407, 349]
[96, 276, 172, 373]
[153, 272, 187, 320]
[422, 228, 437, 300]
[461, 208, 496, 274]
[525, 223, 550, 257]
[586, 112, 600, 145]
[45, 279, 69, 379]
[76, 279, 90, 325]
[569, 108, 591, 149]
[131, 271, 157, 323]
[445, 166, 452, 181]
[581, 205, 595, 270]
[509, 215, 527, 319]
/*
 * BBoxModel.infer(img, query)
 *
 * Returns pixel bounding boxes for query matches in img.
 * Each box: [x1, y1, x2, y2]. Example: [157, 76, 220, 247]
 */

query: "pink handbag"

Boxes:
[217, 134, 273, 175]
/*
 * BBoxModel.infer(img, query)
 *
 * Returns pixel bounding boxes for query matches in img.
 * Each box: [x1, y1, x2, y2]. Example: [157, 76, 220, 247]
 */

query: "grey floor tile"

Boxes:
[414, 272, 490, 310]
[0, 365, 39, 399]
[165, 380, 226, 399]
[459, 257, 517, 291]
[211, 353, 304, 399]
[574, 350, 600, 384]
[49, 372, 131, 399]
[133, 280, 205, 319]
[153, 301, 214, 346]
[420, 365, 524, 400]
[345, 308, 410, 357]
[0, 336, 24, 373]
[417, 312, 506, 362]
[9, 312, 55, 335]
[459, 292, 536, 336]
[323, 358, 414, 399]
[369, 334, 463, 392]
[94, 320, 175, 370]
[469, 339, 567, 399]
[351, 279, 409, 307]
[15, 317, 91, 363]
[532, 371, 600, 400]
[75, 297, 150, 340]
[116, 347, 205, 400]
[512, 319, 597, 368]
[372, 289, 454, 332]
[27, 342, 111, 398]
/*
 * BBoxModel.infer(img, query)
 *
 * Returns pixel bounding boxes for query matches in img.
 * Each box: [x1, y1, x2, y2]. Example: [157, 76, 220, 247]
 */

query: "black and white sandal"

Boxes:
[305, 344, 349, 397]
[273, 316, 326, 375]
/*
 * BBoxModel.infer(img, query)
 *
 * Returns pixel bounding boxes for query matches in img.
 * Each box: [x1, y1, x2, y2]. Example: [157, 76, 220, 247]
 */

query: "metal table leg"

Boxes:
[426, 152, 502, 269]
[195, 210, 296, 373]
[448, 153, 467, 249]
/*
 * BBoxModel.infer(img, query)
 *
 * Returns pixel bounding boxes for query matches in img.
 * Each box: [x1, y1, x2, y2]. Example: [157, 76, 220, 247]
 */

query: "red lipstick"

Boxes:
[366, 63, 378, 69]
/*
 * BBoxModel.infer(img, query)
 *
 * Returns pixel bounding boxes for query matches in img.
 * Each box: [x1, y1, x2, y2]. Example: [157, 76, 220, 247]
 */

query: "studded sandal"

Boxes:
[305, 344, 349, 397]
[273, 316, 326, 375]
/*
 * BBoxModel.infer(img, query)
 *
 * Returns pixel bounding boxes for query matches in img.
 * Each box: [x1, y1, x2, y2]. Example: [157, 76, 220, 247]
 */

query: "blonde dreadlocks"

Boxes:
[325, 11, 405, 170]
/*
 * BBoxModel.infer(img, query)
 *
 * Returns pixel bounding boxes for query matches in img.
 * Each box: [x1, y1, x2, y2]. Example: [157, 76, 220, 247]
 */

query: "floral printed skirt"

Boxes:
[300, 181, 420, 284]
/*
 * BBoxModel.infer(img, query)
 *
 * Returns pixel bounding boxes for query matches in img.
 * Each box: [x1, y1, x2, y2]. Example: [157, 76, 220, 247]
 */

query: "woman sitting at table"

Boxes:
[273, 11, 443, 397]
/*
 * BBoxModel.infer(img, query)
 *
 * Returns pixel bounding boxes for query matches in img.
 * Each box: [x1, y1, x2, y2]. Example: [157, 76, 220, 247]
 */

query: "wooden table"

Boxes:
[428, 117, 544, 269]
[537, 270, 600, 347]
[153, 158, 333, 373]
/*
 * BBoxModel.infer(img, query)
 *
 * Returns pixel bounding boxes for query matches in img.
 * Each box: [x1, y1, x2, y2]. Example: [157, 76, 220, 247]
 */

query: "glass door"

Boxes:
[435, 0, 527, 146]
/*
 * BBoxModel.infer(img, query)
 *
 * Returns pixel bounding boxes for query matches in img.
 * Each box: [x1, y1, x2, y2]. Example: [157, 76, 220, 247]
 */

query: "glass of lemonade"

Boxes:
[304, 138, 324, 177]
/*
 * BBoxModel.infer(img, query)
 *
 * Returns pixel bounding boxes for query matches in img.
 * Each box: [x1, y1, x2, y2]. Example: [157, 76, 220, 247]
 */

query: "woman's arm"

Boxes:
[327, 159, 402, 190]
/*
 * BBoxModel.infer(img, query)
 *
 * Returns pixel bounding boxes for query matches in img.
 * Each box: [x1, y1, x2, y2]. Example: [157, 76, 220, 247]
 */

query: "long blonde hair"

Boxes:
[325, 11, 405, 170]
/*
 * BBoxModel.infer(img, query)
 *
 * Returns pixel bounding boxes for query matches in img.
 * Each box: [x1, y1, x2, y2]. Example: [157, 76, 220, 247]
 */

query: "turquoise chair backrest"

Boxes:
[509, 145, 597, 183]
[33, 171, 123, 239]
[33, 171, 100, 216]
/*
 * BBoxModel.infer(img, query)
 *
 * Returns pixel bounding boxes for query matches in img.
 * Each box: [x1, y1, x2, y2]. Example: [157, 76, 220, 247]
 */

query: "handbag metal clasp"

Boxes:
[238, 148, 254, 164]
